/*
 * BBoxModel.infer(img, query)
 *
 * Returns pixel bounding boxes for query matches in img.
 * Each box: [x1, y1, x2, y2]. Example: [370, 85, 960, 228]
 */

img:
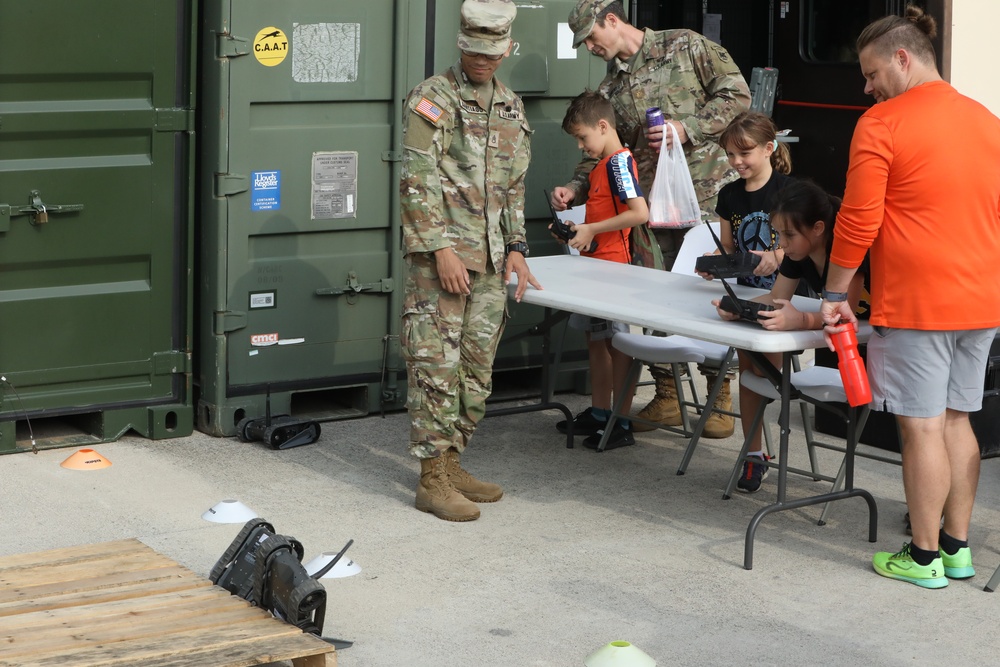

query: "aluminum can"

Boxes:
[645, 107, 664, 129]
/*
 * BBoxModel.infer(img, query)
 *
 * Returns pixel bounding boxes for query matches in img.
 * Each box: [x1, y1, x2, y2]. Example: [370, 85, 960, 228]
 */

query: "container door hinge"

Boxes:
[153, 350, 192, 375]
[214, 173, 249, 197]
[217, 33, 250, 59]
[214, 310, 247, 334]
[381, 151, 402, 162]
[154, 108, 195, 132]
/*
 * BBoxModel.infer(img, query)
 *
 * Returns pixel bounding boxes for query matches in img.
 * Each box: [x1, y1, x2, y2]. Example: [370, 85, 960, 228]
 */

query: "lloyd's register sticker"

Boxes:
[251, 170, 281, 211]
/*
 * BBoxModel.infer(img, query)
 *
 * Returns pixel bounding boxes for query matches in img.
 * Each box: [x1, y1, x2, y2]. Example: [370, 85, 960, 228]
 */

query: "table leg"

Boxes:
[742, 353, 878, 570]
[676, 347, 736, 474]
[486, 308, 574, 448]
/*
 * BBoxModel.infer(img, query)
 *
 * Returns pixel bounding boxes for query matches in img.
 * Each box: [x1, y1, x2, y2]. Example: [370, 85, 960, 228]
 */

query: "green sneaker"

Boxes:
[872, 543, 948, 589]
[940, 546, 975, 579]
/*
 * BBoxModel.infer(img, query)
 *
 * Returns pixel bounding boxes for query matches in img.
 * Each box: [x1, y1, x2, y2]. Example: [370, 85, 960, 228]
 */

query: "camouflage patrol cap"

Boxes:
[457, 0, 517, 56]
[568, 0, 616, 48]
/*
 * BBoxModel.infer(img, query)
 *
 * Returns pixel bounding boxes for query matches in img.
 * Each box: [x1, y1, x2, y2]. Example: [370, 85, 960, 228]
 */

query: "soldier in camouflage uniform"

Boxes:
[552, 0, 751, 438]
[400, 0, 539, 522]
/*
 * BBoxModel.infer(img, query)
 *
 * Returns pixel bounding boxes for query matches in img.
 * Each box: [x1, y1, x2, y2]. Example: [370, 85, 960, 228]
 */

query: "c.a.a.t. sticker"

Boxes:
[253, 27, 288, 67]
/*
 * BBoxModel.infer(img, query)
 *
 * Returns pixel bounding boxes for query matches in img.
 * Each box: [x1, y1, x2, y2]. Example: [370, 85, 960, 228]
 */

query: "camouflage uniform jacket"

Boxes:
[568, 28, 750, 205]
[400, 62, 532, 275]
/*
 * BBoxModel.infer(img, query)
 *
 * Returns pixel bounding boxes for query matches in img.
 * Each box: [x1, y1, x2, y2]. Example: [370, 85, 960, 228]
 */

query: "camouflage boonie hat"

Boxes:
[568, 0, 616, 48]
[457, 0, 517, 57]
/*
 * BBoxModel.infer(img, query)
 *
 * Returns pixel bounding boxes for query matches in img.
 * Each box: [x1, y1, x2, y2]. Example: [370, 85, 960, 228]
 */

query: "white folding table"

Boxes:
[509, 254, 877, 569]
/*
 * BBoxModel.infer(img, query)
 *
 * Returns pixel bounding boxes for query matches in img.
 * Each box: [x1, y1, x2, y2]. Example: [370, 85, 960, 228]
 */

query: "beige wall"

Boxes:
[949, 1, 1000, 116]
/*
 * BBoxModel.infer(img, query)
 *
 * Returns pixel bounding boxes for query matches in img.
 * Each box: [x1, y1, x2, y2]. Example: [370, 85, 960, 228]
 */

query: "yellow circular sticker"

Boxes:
[253, 26, 288, 67]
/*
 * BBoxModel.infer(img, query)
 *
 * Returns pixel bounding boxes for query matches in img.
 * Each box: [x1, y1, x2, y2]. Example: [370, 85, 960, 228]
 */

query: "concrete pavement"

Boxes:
[3, 378, 1000, 667]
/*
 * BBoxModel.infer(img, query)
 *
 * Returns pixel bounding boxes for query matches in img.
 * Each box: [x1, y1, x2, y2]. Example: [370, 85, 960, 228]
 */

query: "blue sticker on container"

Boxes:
[251, 170, 281, 211]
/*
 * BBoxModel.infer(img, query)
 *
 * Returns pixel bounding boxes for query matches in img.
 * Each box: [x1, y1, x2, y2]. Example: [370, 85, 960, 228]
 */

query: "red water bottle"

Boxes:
[831, 328, 872, 406]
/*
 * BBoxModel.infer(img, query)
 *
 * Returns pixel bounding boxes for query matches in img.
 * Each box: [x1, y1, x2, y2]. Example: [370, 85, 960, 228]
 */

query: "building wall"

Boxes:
[949, 0, 1000, 116]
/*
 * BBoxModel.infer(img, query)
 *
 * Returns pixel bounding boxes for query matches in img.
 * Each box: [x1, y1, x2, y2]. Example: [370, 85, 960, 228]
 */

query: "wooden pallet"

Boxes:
[0, 539, 336, 667]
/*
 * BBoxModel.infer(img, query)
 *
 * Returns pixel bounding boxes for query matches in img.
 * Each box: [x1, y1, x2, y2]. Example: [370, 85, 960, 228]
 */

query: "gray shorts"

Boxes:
[866, 326, 998, 417]
[568, 313, 629, 341]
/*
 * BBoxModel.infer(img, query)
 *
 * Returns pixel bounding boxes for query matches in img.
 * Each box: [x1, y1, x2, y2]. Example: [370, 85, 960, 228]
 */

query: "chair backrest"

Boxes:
[672, 222, 721, 276]
[749, 67, 779, 117]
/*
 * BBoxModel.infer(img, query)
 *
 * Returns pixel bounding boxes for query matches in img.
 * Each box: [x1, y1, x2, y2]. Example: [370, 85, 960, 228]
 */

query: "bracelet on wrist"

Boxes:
[822, 289, 849, 302]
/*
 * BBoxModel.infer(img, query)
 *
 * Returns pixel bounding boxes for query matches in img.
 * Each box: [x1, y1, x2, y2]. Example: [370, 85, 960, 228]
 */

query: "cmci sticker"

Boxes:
[251, 333, 279, 346]
[253, 26, 288, 67]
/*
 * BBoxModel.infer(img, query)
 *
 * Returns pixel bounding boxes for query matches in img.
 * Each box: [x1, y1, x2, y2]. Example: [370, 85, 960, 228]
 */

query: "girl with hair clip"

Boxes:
[697, 111, 793, 290]
[713, 179, 870, 493]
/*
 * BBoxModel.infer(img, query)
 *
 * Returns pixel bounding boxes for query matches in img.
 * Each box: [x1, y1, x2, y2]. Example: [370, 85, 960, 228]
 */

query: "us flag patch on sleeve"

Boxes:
[415, 97, 443, 124]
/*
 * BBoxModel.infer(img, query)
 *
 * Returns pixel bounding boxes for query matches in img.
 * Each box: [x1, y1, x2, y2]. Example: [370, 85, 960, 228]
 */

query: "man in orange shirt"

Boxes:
[821, 6, 1000, 588]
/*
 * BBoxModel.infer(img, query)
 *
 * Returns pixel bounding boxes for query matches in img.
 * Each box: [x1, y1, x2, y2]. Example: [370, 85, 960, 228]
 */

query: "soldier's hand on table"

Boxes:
[550, 187, 575, 212]
[434, 247, 471, 295]
[505, 252, 541, 302]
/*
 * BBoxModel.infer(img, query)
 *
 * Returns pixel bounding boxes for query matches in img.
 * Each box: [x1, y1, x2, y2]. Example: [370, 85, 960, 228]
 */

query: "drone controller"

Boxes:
[719, 296, 776, 322]
[550, 219, 598, 253]
[695, 252, 761, 279]
[718, 279, 777, 323]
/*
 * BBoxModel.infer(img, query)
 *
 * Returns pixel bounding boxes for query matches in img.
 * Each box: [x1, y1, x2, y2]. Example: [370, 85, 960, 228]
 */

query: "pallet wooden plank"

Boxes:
[0, 565, 203, 605]
[0, 540, 149, 572]
[0, 540, 334, 667]
[96, 634, 335, 667]
[4, 617, 307, 667]
[0, 587, 235, 633]
[0, 572, 212, 617]
[292, 651, 338, 667]
[0, 552, 183, 590]
[0, 605, 271, 661]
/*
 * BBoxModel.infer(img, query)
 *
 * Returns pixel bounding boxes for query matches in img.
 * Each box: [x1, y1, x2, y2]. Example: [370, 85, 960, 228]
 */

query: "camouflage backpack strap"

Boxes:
[629, 222, 664, 271]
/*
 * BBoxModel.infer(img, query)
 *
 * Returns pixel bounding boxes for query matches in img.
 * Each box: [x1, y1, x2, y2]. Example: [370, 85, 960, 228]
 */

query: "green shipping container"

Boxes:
[0, 0, 197, 452]
[196, 0, 602, 437]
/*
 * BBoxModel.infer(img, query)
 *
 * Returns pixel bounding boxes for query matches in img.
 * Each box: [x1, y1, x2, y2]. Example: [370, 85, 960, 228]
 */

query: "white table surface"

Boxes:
[510, 255, 869, 353]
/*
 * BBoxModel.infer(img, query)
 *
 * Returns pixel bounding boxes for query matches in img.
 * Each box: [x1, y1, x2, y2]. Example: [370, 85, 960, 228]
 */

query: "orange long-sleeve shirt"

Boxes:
[832, 80, 1000, 329]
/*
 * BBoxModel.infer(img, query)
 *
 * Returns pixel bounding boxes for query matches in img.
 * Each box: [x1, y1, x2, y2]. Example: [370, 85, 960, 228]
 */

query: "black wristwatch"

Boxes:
[822, 289, 849, 302]
[505, 242, 529, 257]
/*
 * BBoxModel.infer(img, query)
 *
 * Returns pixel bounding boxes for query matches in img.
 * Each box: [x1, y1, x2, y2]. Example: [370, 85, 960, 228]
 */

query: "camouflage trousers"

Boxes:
[401, 252, 508, 459]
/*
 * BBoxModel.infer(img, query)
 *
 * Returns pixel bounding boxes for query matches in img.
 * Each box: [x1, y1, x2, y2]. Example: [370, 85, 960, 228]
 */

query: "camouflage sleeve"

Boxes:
[503, 105, 533, 244]
[565, 154, 598, 206]
[399, 83, 453, 255]
[680, 33, 751, 146]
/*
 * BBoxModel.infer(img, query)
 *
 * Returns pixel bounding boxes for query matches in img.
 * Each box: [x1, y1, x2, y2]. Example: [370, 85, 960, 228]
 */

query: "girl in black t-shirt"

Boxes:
[712, 179, 870, 493]
[703, 112, 793, 290]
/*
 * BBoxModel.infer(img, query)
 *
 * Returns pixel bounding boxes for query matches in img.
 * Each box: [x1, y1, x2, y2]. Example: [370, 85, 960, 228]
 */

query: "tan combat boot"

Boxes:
[632, 372, 682, 432]
[702, 374, 735, 439]
[415, 455, 480, 521]
[445, 448, 503, 502]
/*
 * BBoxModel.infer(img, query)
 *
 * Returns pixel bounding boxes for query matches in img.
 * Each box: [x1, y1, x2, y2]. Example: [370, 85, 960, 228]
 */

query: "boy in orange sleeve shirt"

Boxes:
[551, 91, 650, 450]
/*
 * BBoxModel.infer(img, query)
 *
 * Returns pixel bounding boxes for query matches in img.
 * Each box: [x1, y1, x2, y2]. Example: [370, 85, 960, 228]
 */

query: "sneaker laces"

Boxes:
[891, 542, 913, 559]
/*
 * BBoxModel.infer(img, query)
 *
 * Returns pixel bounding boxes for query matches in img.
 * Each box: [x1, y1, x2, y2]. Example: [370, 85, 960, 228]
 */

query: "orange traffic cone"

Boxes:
[60, 448, 112, 470]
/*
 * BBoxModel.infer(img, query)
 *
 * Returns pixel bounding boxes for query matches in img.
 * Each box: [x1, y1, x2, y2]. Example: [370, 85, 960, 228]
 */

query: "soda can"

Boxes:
[646, 107, 664, 129]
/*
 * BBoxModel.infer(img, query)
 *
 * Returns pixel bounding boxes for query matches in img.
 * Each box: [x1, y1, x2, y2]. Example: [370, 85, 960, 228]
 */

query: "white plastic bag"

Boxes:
[647, 125, 701, 228]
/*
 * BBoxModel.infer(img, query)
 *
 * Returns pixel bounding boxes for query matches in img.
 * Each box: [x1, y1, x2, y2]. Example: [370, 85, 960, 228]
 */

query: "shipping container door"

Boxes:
[198, 0, 399, 434]
[0, 0, 194, 449]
